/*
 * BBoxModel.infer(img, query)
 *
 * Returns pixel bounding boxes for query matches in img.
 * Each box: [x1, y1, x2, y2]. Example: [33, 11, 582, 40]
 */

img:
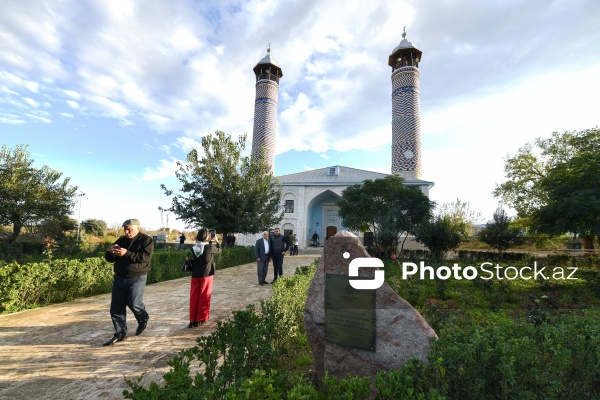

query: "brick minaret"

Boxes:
[251, 45, 283, 173]
[388, 28, 422, 179]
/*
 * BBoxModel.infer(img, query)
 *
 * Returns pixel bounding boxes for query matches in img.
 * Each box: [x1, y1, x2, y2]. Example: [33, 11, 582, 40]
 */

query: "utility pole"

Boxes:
[76, 192, 86, 240]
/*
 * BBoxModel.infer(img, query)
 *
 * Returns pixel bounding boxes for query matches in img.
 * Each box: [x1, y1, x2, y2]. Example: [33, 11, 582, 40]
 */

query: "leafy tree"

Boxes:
[162, 130, 283, 236]
[0, 144, 77, 244]
[494, 128, 599, 216]
[479, 209, 525, 253]
[494, 127, 600, 249]
[338, 175, 434, 257]
[414, 215, 461, 261]
[34, 216, 78, 240]
[81, 218, 108, 237]
[437, 198, 482, 239]
[532, 149, 600, 248]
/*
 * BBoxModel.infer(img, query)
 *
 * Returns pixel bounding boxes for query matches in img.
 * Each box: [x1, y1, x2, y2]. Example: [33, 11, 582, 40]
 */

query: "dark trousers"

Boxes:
[257, 257, 270, 283]
[272, 254, 284, 279]
[110, 275, 148, 336]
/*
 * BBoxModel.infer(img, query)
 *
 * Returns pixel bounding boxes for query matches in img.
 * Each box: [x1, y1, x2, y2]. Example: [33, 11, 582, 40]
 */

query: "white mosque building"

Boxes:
[238, 30, 433, 248]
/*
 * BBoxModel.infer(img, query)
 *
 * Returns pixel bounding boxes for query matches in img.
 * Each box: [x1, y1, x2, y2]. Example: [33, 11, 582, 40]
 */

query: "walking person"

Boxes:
[189, 228, 221, 328]
[255, 231, 270, 285]
[103, 219, 154, 346]
[269, 227, 291, 283]
[178, 233, 186, 250]
[312, 232, 319, 247]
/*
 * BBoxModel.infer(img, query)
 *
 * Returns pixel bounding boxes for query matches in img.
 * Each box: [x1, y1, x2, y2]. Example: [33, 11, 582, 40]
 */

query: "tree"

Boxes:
[337, 175, 434, 257]
[494, 127, 600, 248]
[494, 128, 599, 217]
[479, 209, 525, 253]
[0, 144, 78, 244]
[34, 216, 78, 240]
[414, 215, 462, 261]
[81, 219, 108, 237]
[162, 130, 283, 236]
[437, 198, 482, 239]
[532, 149, 600, 248]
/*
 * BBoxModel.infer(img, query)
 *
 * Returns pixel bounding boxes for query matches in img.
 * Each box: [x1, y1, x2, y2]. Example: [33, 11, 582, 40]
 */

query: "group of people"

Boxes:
[254, 228, 292, 285]
[102, 223, 304, 345]
[102, 219, 222, 346]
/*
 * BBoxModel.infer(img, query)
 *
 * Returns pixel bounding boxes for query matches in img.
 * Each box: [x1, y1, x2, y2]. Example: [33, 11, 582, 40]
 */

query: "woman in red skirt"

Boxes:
[189, 228, 221, 328]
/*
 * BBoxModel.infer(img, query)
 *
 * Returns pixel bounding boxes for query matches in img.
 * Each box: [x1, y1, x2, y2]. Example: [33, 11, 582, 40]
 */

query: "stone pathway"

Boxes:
[0, 255, 320, 400]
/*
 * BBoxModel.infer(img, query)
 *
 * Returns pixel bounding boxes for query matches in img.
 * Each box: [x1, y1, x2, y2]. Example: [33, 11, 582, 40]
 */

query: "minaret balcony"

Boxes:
[256, 72, 280, 83]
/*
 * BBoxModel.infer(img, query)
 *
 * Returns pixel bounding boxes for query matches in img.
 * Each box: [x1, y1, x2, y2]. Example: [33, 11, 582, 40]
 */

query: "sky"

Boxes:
[1, 0, 599, 232]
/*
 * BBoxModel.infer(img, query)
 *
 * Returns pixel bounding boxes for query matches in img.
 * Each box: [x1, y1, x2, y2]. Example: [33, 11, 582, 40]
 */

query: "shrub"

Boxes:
[124, 263, 317, 399]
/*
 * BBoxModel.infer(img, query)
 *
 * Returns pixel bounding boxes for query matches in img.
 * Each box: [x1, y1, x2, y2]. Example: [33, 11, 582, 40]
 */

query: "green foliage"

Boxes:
[479, 209, 525, 252]
[0, 257, 113, 313]
[0, 144, 78, 244]
[437, 198, 481, 239]
[161, 130, 283, 235]
[123, 255, 600, 399]
[81, 218, 108, 237]
[533, 146, 600, 245]
[0, 246, 256, 314]
[414, 216, 461, 261]
[375, 361, 445, 400]
[338, 175, 434, 257]
[124, 262, 317, 399]
[33, 215, 78, 240]
[494, 127, 600, 248]
[322, 372, 371, 399]
[428, 312, 600, 399]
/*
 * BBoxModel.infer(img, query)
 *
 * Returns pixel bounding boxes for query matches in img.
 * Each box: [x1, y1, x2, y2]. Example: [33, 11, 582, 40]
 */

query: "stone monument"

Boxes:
[303, 231, 437, 391]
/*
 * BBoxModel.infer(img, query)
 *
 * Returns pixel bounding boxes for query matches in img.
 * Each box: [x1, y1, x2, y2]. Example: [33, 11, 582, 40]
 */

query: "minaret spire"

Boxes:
[251, 45, 283, 174]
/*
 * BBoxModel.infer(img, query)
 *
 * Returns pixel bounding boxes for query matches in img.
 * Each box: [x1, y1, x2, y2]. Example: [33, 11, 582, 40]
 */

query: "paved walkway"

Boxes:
[0, 254, 320, 400]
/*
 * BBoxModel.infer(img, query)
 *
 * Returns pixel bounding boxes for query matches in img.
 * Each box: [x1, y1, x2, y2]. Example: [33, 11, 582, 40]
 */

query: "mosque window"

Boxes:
[285, 200, 294, 213]
[326, 166, 339, 176]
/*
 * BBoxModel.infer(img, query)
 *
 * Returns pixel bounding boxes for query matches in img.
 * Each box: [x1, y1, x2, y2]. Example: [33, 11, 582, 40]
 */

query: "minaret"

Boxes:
[388, 28, 423, 179]
[251, 45, 283, 173]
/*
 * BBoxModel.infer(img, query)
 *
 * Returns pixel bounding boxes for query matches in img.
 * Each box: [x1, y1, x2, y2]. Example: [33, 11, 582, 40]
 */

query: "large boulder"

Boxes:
[303, 231, 437, 391]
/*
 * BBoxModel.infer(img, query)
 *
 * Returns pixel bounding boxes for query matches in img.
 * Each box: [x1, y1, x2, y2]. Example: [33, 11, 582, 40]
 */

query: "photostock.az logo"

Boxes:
[345, 252, 385, 290]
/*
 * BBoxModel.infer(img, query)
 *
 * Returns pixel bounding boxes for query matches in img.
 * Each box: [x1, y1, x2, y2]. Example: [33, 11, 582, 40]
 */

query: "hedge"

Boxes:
[0, 246, 255, 314]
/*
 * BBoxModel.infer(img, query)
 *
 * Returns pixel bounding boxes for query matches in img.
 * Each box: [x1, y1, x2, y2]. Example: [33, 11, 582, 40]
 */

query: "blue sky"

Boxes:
[1, 0, 599, 231]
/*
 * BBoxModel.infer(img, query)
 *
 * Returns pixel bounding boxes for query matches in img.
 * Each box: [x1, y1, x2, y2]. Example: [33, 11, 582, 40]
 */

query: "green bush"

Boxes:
[0, 246, 257, 314]
[429, 312, 600, 399]
[122, 255, 600, 399]
[124, 262, 317, 399]
[0, 257, 113, 313]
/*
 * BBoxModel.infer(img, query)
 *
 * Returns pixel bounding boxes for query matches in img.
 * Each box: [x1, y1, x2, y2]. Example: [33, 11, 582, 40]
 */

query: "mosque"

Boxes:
[238, 30, 433, 248]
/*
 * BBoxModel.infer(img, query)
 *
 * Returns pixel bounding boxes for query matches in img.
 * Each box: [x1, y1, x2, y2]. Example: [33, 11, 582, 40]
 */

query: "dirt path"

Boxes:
[0, 255, 319, 400]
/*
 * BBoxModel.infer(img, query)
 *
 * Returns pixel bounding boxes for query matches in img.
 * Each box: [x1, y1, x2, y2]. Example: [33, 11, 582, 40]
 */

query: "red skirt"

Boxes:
[190, 275, 213, 322]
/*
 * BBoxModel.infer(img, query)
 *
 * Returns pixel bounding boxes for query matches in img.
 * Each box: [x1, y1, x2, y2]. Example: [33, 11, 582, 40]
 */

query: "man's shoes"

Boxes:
[136, 317, 149, 336]
[102, 334, 126, 346]
[270, 278, 277, 284]
[259, 282, 265, 285]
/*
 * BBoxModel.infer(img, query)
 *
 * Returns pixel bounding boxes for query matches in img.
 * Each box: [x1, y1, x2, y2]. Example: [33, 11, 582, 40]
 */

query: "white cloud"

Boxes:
[140, 158, 181, 181]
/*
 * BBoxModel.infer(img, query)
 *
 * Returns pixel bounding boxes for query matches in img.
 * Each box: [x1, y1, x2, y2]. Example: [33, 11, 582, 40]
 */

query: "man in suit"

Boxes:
[269, 227, 291, 283]
[254, 231, 270, 285]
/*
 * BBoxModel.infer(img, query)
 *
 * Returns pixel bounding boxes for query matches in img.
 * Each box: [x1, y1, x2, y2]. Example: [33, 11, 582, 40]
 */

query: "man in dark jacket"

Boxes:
[102, 219, 154, 346]
[269, 227, 291, 283]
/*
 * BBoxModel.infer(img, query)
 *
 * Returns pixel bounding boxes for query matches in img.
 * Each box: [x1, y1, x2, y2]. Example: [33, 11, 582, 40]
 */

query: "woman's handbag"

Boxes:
[181, 252, 193, 273]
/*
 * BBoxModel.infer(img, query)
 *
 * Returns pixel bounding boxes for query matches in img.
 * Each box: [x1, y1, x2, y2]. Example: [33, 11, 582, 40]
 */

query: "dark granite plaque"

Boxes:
[325, 273, 376, 351]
